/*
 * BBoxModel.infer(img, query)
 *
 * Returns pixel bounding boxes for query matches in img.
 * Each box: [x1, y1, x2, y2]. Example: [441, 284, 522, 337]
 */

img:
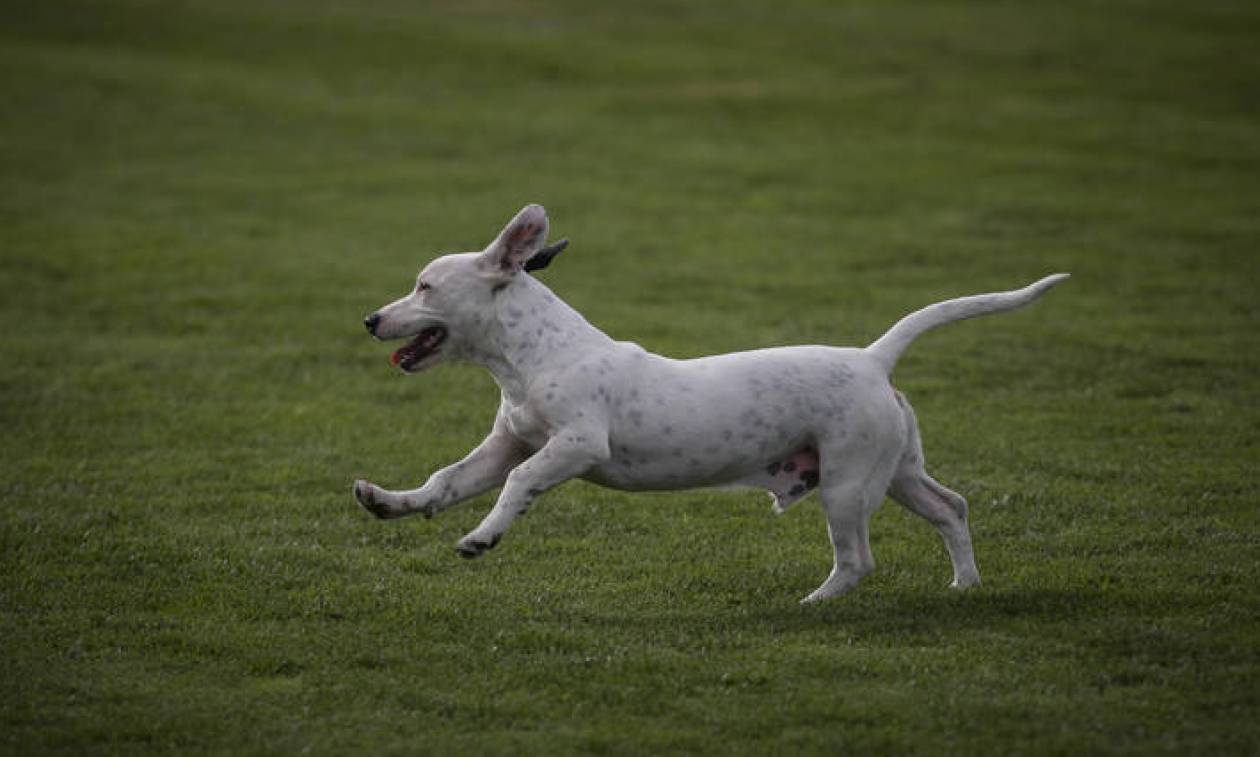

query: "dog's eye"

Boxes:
[417, 281, 432, 293]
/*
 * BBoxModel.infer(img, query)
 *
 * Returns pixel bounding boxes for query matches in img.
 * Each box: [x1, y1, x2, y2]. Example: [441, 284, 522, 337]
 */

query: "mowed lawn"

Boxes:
[2, 0, 1258, 753]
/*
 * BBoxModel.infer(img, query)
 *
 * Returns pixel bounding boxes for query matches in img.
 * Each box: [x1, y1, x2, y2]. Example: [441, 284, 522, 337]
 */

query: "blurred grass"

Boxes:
[2, 0, 1258, 754]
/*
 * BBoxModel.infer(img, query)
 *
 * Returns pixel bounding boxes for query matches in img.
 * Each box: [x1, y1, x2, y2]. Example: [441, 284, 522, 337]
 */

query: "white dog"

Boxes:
[354, 204, 1067, 603]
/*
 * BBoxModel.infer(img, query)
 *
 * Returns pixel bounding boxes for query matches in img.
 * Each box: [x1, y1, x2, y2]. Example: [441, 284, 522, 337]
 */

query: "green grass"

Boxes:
[2, 0, 1258, 753]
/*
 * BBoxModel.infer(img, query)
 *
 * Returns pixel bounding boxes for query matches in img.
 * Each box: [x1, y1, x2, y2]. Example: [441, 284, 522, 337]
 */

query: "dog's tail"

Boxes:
[865, 273, 1069, 374]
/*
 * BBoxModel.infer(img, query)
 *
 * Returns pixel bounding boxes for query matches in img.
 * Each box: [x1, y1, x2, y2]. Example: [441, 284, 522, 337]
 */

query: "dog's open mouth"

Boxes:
[390, 326, 447, 371]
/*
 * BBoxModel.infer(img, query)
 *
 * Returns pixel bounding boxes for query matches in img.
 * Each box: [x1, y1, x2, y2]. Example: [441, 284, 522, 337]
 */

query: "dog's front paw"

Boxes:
[353, 480, 395, 520]
[455, 533, 501, 559]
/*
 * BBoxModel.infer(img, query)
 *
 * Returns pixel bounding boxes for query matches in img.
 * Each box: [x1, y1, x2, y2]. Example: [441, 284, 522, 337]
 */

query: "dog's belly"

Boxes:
[593, 396, 816, 491]
[575, 344, 885, 501]
[581, 442, 793, 492]
[583, 439, 821, 510]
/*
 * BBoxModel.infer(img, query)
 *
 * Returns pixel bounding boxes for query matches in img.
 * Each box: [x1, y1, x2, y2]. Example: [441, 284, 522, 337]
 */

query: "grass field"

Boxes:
[3, 0, 1259, 753]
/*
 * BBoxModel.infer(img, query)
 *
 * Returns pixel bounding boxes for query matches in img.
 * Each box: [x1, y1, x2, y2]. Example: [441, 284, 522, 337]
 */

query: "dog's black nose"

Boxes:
[364, 313, 381, 335]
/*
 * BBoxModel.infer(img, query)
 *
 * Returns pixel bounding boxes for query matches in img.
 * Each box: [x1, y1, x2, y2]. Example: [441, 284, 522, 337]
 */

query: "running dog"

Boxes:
[355, 204, 1067, 603]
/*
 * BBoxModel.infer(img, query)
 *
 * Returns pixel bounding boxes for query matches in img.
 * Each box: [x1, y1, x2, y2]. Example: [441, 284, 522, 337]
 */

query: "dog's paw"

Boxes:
[353, 480, 394, 520]
[454, 533, 501, 559]
[950, 573, 981, 590]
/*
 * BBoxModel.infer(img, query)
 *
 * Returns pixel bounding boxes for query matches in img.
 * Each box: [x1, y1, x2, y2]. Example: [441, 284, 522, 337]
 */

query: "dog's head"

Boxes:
[363, 204, 566, 373]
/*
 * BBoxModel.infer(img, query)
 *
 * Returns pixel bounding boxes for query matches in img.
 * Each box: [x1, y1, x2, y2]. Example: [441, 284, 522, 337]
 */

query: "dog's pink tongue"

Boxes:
[390, 347, 404, 366]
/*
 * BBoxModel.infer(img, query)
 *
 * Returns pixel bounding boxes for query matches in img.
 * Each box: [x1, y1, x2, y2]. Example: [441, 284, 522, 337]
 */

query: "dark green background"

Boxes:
[2, 1, 1257, 753]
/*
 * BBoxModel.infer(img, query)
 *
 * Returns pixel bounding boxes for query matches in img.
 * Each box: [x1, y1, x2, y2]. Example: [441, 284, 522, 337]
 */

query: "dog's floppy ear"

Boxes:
[482, 204, 549, 275]
[524, 238, 568, 272]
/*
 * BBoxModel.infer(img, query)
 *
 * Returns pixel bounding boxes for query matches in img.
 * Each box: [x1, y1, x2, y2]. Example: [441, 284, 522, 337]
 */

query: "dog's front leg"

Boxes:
[353, 428, 528, 520]
[454, 430, 609, 558]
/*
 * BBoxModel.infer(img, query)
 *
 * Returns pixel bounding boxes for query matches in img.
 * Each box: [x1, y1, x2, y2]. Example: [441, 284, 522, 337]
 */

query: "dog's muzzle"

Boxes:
[364, 312, 447, 372]
[390, 326, 448, 372]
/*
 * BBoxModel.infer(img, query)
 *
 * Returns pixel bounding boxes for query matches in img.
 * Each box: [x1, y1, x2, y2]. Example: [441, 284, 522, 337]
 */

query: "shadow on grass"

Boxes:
[786, 585, 1109, 635]
[566, 584, 1112, 645]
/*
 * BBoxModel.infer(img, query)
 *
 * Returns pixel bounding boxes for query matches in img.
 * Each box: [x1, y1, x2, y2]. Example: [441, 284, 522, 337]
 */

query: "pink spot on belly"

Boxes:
[764, 444, 820, 512]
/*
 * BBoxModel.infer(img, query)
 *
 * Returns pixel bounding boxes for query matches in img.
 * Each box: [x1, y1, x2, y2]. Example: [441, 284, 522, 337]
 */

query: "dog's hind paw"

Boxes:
[950, 572, 981, 590]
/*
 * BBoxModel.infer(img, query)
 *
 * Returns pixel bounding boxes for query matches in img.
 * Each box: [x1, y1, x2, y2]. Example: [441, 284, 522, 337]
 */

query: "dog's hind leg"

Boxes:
[889, 473, 979, 589]
[801, 441, 902, 604]
[354, 426, 528, 520]
[800, 391, 911, 604]
[801, 481, 879, 604]
[887, 393, 980, 589]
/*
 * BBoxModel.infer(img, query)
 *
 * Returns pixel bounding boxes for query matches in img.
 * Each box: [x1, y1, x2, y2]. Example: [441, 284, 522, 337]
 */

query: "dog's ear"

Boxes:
[482, 204, 549, 276]
[524, 239, 568, 272]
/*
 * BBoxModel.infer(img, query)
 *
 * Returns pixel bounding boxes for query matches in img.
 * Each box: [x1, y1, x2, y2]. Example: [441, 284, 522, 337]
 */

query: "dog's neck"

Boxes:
[464, 274, 613, 404]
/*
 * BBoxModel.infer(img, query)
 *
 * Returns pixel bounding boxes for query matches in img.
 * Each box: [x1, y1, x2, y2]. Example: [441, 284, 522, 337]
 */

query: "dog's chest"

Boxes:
[502, 401, 551, 450]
